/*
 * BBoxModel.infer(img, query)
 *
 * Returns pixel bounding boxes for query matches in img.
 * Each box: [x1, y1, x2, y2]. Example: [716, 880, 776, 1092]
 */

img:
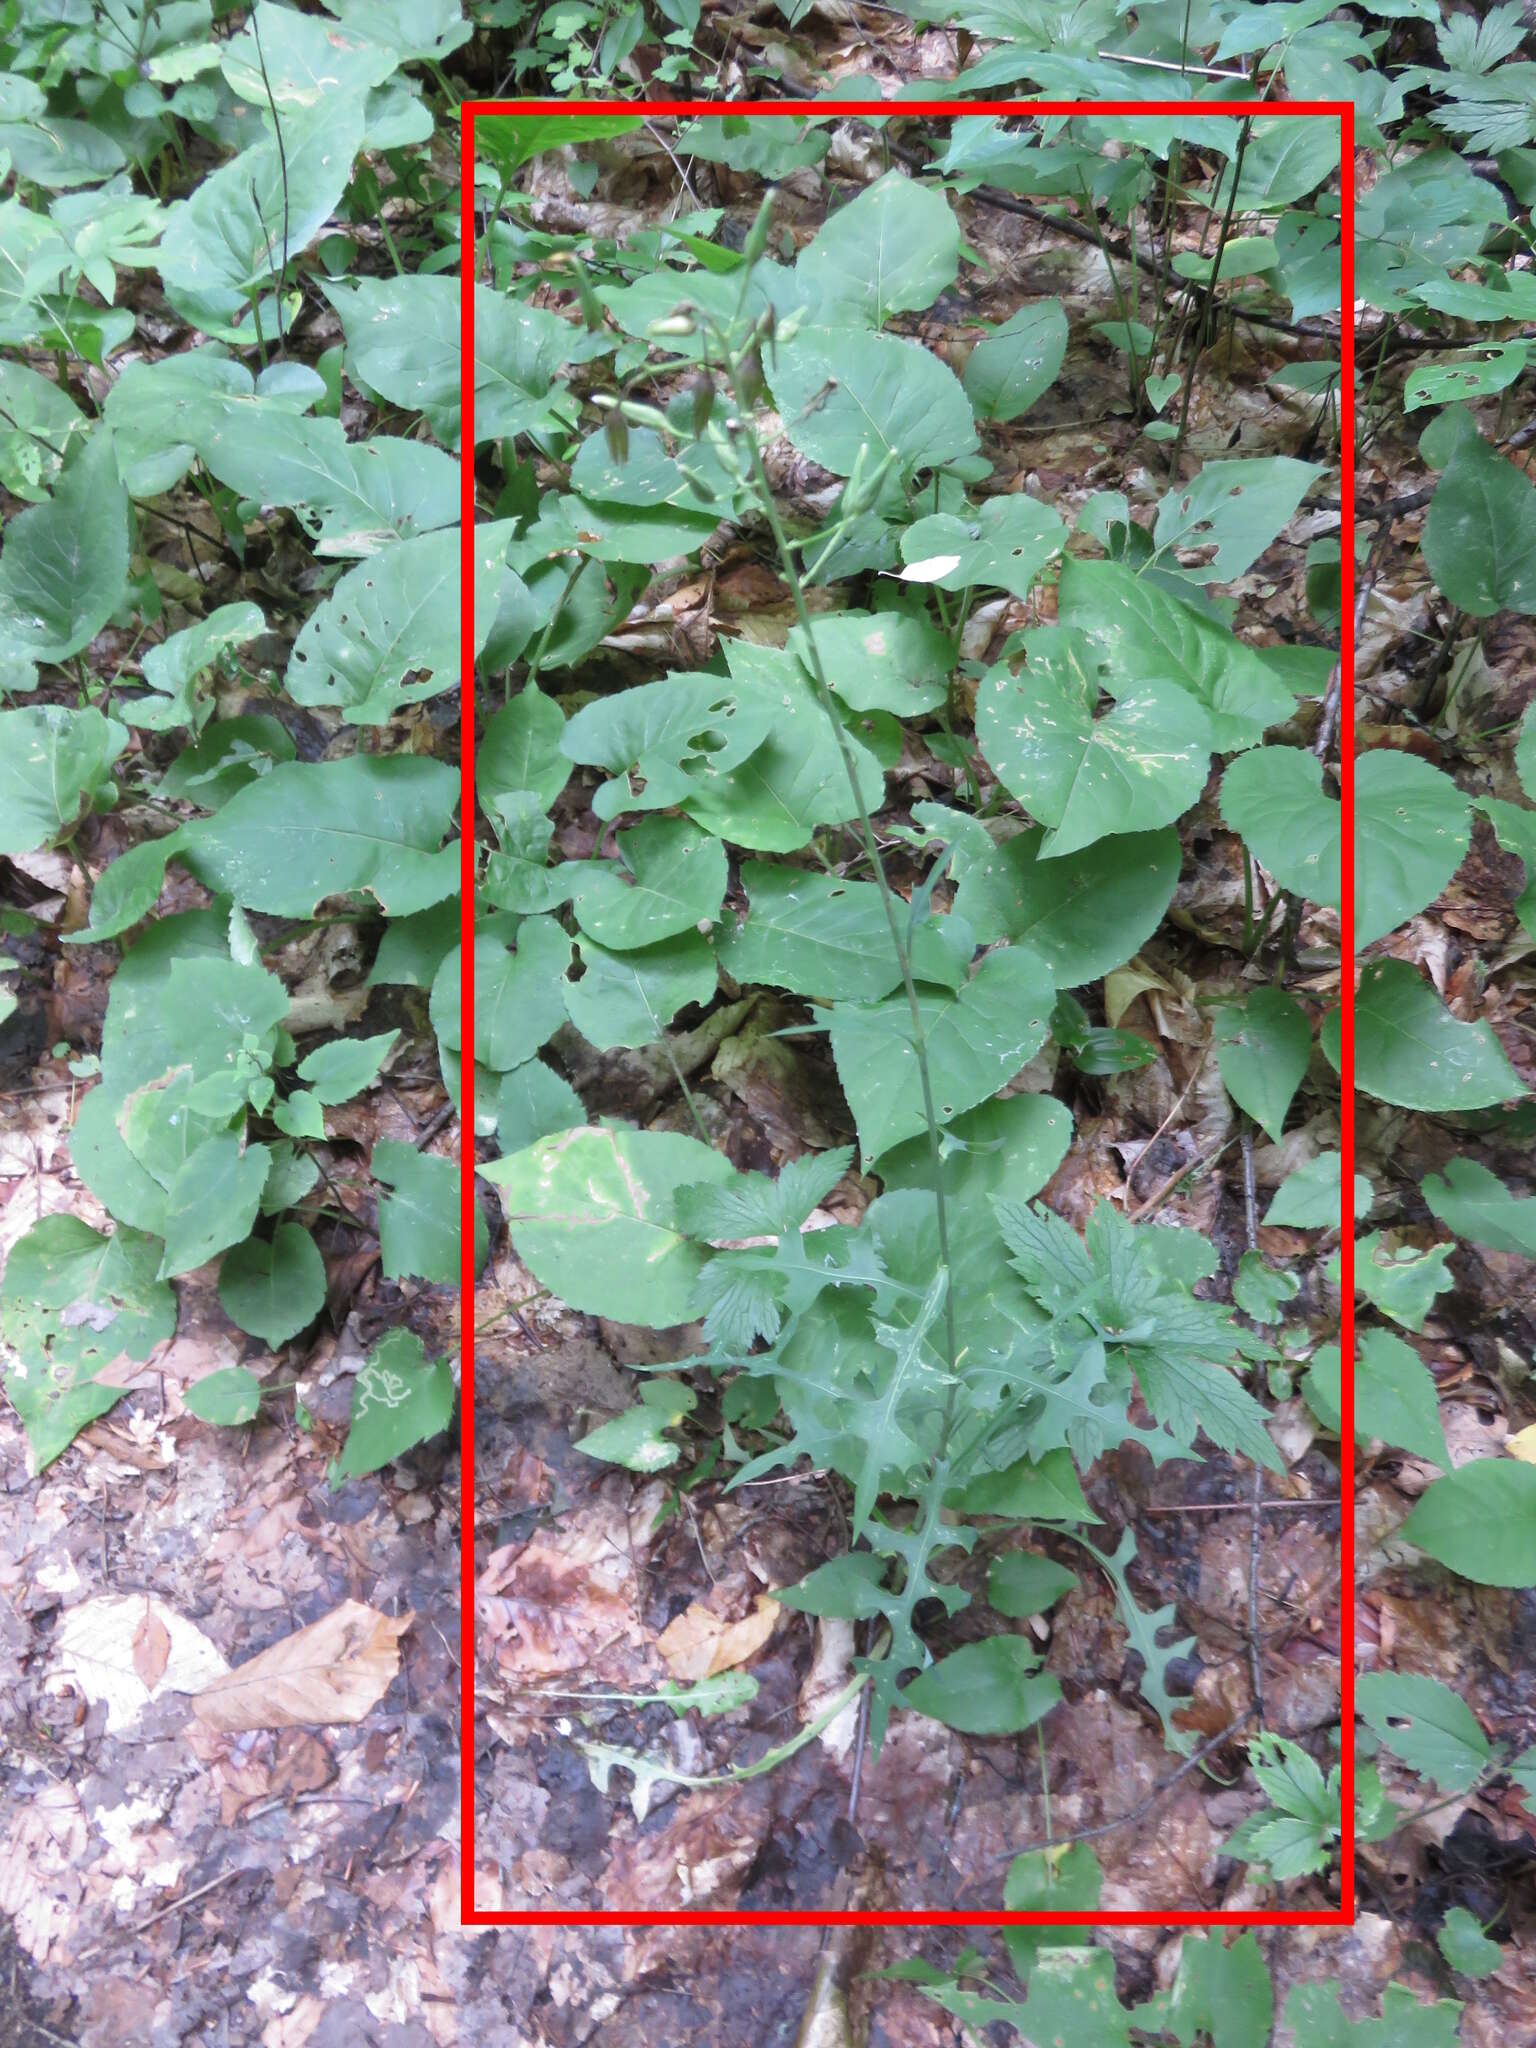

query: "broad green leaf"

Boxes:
[778, 1552, 893, 1619]
[788, 608, 952, 715]
[0, 1217, 175, 1470]
[295, 1030, 400, 1106]
[129, 604, 267, 731]
[1403, 1458, 1536, 1585]
[577, 1377, 696, 1474]
[1437, 1908, 1502, 1979]
[373, 1141, 459, 1283]
[485, 1125, 734, 1324]
[962, 299, 1068, 422]
[184, 755, 458, 916]
[158, 98, 365, 324]
[1002, 1843, 1100, 1974]
[899, 494, 1065, 600]
[680, 643, 886, 853]
[949, 823, 1181, 982]
[945, 1448, 1096, 1524]
[1220, 747, 1341, 905]
[324, 275, 609, 445]
[331, 1329, 455, 1479]
[564, 930, 717, 1051]
[1405, 343, 1529, 412]
[217, 1223, 326, 1346]
[1213, 118, 1342, 209]
[476, 112, 642, 177]
[1233, 1251, 1300, 1323]
[1159, 1931, 1274, 2048]
[1354, 1233, 1455, 1332]
[1214, 987, 1312, 1142]
[1423, 427, 1536, 616]
[572, 816, 727, 950]
[0, 706, 127, 855]
[1058, 558, 1295, 752]
[988, 1551, 1078, 1617]
[184, 1367, 263, 1426]
[0, 427, 130, 661]
[1356, 1671, 1492, 1790]
[1307, 1331, 1449, 1465]
[492, 1058, 585, 1152]
[1331, 959, 1524, 1111]
[899, 1635, 1060, 1736]
[716, 861, 959, 1003]
[434, 925, 571, 1073]
[1356, 751, 1470, 948]
[881, 1093, 1073, 1216]
[0, 360, 87, 501]
[767, 326, 978, 478]
[1151, 456, 1324, 585]
[198, 409, 458, 555]
[285, 530, 456, 724]
[674, 114, 828, 177]
[479, 685, 569, 812]
[977, 630, 1210, 859]
[829, 944, 1055, 1162]
[1422, 1157, 1536, 1255]
[1265, 1153, 1372, 1227]
[158, 1133, 271, 1280]
[793, 169, 960, 327]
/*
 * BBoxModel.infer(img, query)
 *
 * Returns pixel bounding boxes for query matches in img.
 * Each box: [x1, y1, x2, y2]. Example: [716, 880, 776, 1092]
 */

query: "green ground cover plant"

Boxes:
[1, 1, 1534, 2039]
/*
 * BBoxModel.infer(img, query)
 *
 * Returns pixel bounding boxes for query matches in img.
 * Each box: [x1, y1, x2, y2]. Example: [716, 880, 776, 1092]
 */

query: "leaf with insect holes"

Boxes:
[1357, 1671, 1492, 1790]
[563, 930, 718, 1051]
[1150, 455, 1324, 586]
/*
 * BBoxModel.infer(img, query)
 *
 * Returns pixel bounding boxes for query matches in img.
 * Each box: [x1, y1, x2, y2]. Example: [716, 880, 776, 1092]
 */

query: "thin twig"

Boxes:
[981, 1707, 1259, 1871]
[1240, 1126, 1266, 1725]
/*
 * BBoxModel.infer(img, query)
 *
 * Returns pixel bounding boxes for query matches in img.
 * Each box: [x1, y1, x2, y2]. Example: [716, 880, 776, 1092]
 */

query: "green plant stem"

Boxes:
[1169, 116, 1252, 478]
[723, 354, 963, 1409]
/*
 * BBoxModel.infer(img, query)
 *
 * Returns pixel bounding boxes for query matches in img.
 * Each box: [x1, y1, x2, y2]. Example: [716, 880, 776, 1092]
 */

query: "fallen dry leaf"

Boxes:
[657, 1593, 780, 1682]
[49, 1594, 228, 1733]
[193, 1600, 412, 1732]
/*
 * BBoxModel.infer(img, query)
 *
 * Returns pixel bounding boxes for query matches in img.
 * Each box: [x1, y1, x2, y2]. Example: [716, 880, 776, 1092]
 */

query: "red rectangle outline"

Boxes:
[459, 97, 1357, 1929]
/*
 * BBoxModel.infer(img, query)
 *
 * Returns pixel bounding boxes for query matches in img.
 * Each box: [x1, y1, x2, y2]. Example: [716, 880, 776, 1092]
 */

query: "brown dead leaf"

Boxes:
[132, 1601, 171, 1689]
[192, 1600, 411, 1732]
[49, 1593, 228, 1733]
[657, 1593, 780, 1682]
